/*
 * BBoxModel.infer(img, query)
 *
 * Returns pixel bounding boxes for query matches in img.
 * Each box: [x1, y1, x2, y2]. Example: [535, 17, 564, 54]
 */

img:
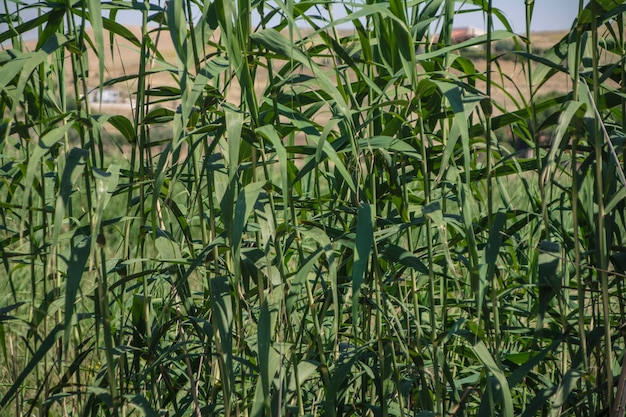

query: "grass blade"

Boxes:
[352, 203, 373, 335]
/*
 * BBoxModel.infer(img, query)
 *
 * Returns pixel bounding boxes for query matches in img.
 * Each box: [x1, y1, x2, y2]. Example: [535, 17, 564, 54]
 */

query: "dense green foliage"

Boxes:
[1, 0, 626, 416]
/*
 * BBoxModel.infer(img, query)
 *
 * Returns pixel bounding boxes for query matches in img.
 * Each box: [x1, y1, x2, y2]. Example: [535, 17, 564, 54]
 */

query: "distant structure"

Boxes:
[450, 26, 486, 43]
[88, 88, 122, 104]
[430, 26, 486, 47]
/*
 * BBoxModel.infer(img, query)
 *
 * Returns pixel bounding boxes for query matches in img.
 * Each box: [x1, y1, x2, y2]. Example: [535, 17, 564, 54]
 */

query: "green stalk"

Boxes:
[622, 11, 626, 181]
[485, 0, 493, 228]
[590, 0, 613, 408]
[367, 157, 388, 417]
[34, 13, 51, 409]
[524, 2, 549, 245]
[27, 172, 37, 417]
[2, 0, 20, 50]
[186, 0, 209, 260]
[613, 15, 626, 409]
[63, 5, 121, 413]
[135, 2, 150, 276]
[405, 165, 423, 358]
[571, 2, 592, 410]
[417, 97, 440, 414]
[484, 0, 502, 367]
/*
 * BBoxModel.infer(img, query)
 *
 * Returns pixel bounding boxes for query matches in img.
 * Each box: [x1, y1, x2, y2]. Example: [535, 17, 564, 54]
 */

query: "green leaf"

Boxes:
[540, 100, 585, 185]
[124, 394, 159, 417]
[102, 16, 141, 48]
[483, 211, 506, 285]
[232, 181, 265, 260]
[433, 81, 481, 182]
[63, 236, 91, 352]
[210, 275, 234, 401]
[87, 0, 105, 93]
[106, 115, 137, 144]
[423, 201, 444, 228]
[153, 230, 182, 260]
[252, 300, 272, 417]
[53, 147, 89, 249]
[165, 0, 188, 65]
[256, 125, 289, 197]
[22, 121, 75, 220]
[382, 244, 429, 275]
[0, 325, 63, 407]
[357, 136, 421, 160]
[417, 30, 518, 62]
[93, 165, 120, 237]
[35, 9, 66, 51]
[537, 240, 561, 322]
[468, 338, 514, 417]
[606, 185, 626, 213]
[507, 340, 560, 388]
[4, 33, 70, 139]
[0, 12, 57, 44]
[352, 203, 373, 333]
[551, 368, 584, 411]
[250, 28, 350, 119]
[295, 117, 356, 193]
[225, 105, 244, 183]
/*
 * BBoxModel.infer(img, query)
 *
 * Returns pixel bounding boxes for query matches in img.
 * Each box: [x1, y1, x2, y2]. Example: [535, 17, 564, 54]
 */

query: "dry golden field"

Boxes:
[10, 26, 574, 120]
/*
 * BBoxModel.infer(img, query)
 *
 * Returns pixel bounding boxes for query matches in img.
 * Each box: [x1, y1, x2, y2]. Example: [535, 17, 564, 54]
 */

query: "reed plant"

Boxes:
[1, 0, 625, 416]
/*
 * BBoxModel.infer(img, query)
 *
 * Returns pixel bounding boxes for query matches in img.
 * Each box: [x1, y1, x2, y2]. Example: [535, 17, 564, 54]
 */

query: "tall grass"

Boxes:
[1, 0, 625, 416]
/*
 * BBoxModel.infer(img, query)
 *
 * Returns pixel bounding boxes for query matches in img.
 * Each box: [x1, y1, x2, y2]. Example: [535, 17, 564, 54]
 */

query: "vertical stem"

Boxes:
[622, 11, 626, 182]
[524, 2, 548, 243]
[571, 4, 593, 412]
[590, 0, 613, 408]
[417, 98, 440, 414]
[484, 0, 502, 366]
[485, 0, 493, 229]
[65, 4, 120, 414]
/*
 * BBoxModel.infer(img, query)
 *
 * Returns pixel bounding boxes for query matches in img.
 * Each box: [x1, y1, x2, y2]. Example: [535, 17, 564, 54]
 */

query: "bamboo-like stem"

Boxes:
[589, 0, 613, 409]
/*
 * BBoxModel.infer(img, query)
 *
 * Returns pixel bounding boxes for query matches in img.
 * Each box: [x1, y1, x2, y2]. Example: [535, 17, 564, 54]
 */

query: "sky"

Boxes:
[453, 0, 581, 32]
[247, 1, 581, 32]
[1, 0, 584, 44]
